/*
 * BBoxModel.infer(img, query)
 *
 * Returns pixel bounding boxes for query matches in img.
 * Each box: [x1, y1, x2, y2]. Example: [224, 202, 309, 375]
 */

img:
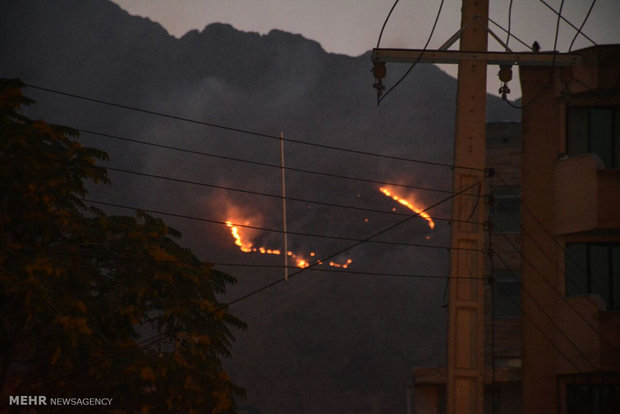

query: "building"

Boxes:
[519, 44, 620, 414]
[410, 44, 620, 414]
[410, 121, 523, 414]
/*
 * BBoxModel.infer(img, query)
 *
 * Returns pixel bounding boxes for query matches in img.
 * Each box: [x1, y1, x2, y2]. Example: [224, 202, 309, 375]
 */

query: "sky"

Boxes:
[111, 0, 620, 98]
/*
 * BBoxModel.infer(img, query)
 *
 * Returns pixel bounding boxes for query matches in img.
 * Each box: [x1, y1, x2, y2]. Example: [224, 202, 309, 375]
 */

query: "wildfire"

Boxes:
[225, 220, 352, 269]
[329, 259, 353, 269]
[225, 221, 253, 252]
[379, 187, 435, 230]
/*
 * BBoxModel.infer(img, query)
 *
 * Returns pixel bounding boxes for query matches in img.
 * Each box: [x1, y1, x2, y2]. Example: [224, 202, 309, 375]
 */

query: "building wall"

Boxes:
[519, 45, 620, 414]
[410, 122, 523, 414]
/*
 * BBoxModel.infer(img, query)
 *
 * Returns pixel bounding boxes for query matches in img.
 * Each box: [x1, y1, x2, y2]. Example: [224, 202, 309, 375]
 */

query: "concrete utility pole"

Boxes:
[444, 1, 489, 412]
[370, 1, 579, 413]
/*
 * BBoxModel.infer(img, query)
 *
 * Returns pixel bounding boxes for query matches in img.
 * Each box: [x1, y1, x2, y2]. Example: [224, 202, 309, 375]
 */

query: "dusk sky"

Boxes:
[112, 0, 620, 97]
[3, 1, 619, 412]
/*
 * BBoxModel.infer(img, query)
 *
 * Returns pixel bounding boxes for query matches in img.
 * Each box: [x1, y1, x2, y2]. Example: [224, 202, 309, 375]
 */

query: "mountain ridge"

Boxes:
[1, 2, 519, 413]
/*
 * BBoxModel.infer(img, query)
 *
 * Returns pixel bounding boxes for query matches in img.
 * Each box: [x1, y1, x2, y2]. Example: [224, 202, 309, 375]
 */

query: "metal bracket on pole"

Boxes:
[438, 24, 468, 51]
[474, 17, 513, 53]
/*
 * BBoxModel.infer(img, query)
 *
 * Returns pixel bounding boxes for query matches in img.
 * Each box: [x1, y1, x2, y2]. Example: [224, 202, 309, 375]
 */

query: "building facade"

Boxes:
[519, 44, 620, 414]
[410, 44, 620, 414]
[410, 121, 523, 414]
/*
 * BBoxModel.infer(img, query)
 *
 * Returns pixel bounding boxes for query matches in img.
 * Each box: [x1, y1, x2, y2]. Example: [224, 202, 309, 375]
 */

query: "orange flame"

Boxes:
[225, 219, 352, 269]
[379, 187, 435, 229]
[225, 221, 253, 252]
[329, 259, 353, 269]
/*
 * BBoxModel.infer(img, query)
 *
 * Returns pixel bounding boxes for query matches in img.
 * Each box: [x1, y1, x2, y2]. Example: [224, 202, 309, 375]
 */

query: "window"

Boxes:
[567, 106, 620, 168]
[492, 270, 521, 317]
[567, 384, 620, 414]
[565, 243, 620, 309]
[490, 188, 521, 233]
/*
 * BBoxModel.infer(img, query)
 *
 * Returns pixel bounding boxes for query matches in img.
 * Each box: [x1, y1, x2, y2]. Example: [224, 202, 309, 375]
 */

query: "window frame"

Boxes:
[566, 105, 620, 169]
[558, 372, 620, 414]
[489, 187, 521, 234]
[565, 242, 620, 310]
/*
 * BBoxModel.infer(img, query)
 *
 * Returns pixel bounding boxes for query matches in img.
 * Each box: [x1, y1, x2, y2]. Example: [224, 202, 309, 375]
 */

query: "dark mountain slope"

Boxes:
[1, 2, 519, 413]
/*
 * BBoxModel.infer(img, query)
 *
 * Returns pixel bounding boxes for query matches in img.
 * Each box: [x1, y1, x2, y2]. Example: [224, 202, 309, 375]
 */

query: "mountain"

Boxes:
[0, 1, 519, 413]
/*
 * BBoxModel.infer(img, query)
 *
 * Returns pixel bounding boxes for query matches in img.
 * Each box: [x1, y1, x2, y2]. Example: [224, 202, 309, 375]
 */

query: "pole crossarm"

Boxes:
[371, 48, 581, 66]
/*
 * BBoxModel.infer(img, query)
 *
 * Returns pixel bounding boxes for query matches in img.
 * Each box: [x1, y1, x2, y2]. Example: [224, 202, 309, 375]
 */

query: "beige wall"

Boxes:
[519, 45, 620, 414]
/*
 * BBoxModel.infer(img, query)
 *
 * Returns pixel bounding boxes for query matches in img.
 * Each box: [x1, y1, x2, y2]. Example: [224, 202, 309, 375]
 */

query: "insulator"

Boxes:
[499, 84, 511, 100]
[372, 61, 386, 80]
[498, 65, 513, 83]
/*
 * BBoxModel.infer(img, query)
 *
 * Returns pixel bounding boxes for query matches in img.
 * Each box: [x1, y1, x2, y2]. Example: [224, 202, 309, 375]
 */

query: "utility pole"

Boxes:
[370, 1, 579, 413]
[445, 0, 488, 412]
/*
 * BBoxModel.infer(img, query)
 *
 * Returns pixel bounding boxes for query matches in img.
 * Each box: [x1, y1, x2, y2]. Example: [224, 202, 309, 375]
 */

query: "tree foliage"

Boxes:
[0, 79, 245, 413]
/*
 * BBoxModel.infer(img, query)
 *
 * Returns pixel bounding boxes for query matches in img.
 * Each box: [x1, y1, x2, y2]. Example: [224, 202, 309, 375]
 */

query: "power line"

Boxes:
[491, 173, 620, 357]
[492, 249, 596, 371]
[24, 83, 482, 172]
[493, 225, 620, 357]
[504, 0, 565, 110]
[78, 128, 459, 196]
[196, 181, 482, 323]
[9, 246, 488, 282]
[487, 18, 532, 51]
[551, 0, 565, 61]
[537, 0, 597, 46]
[493, 170, 615, 299]
[376, 0, 401, 49]
[568, 0, 597, 52]
[2, 149, 483, 236]
[492, 267, 583, 372]
[378, 0, 445, 104]
[82, 197, 484, 253]
[505, 0, 514, 49]
[210, 262, 488, 281]
[494, 171, 592, 280]
[103, 164, 482, 225]
[50, 179, 482, 384]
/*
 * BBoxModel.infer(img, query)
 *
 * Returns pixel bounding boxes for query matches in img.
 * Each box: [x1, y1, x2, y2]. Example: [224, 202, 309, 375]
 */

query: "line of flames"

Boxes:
[225, 221, 351, 269]
[225, 187, 433, 267]
[379, 187, 435, 229]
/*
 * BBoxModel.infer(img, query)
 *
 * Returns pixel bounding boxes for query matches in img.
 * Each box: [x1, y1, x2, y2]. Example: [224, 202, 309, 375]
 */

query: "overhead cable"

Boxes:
[492, 173, 620, 357]
[9, 247, 488, 282]
[24, 83, 481, 172]
[378, 0, 445, 104]
[568, 0, 597, 52]
[487, 18, 532, 51]
[493, 224, 620, 357]
[537, 0, 597, 46]
[376, 0, 401, 48]
[492, 250, 596, 371]
[505, 0, 514, 49]
[78, 128, 458, 196]
[82, 198, 484, 253]
[103, 164, 482, 224]
[211, 180, 482, 310]
[504, 0, 565, 110]
[50, 179, 483, 383]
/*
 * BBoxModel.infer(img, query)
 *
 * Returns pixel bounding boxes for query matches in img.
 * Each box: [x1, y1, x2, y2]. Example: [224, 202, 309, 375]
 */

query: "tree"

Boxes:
[0, 79, 245, 413]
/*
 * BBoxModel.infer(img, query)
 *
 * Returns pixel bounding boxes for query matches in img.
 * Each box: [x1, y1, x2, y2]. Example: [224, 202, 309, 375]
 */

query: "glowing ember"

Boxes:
[329, 259, 353, 269]
[225, 219, 352, 269]
[379, 187, 435, 229]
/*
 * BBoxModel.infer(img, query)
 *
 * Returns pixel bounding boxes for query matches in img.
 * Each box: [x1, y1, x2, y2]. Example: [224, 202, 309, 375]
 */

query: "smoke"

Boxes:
[0, 7, 524, 410]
